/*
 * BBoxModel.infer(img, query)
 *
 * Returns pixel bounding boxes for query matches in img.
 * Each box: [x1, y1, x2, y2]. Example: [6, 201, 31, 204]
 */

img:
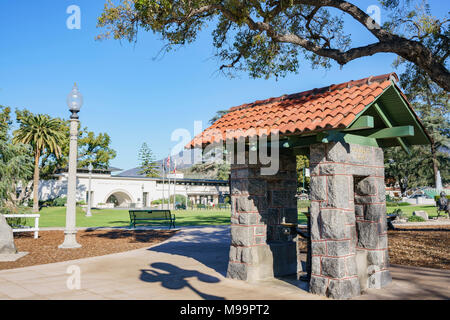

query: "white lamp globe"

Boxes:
[67, 83, 83, 112]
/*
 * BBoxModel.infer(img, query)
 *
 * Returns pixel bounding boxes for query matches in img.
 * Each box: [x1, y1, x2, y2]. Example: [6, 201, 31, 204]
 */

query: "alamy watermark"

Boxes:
[367, 5, 381, 30]
[66, 5, 81, 30]
[66, 265, 81, 290]
[170, 121, 280, 176]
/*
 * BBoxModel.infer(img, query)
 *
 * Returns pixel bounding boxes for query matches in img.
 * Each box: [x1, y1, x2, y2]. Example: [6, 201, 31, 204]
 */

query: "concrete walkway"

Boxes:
[0, 226, 448, 300]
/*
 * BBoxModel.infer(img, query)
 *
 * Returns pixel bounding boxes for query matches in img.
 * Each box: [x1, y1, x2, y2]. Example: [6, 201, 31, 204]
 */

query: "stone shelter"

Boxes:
[187, 73, 431, 299]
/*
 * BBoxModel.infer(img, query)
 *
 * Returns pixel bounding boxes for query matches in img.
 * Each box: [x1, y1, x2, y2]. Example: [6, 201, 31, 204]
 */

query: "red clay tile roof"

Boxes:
[187, 73, 399, 148]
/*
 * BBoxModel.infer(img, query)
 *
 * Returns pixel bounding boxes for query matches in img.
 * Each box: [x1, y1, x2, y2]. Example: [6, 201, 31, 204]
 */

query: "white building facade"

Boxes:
[38, 169, 230, 209]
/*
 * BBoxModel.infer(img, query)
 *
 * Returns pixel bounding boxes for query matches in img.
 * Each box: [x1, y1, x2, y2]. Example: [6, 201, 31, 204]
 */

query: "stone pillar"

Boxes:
[227, 149, 298, 281]
[309, 141, 391, 299]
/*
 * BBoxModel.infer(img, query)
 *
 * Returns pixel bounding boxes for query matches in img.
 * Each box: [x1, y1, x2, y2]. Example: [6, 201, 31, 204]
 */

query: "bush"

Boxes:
[386, 201, 410, 207]
[408, 215, 426, 222]
[53, 197, 67, 207]
[435, 195, 450, 201]
[386, 201, 398, 207]
[298, 200, 311, 209]
[397, 202, 411, 206]
[390, 208, 406, 219]
[0, 206, 32, 227]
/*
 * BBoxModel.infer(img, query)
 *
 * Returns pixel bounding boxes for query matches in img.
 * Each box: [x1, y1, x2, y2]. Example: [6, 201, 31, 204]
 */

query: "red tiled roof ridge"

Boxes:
[228, 72, 398, 113]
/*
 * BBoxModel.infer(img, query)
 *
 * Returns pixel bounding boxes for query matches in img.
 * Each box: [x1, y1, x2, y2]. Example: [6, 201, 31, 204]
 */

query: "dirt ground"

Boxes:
[298, 225, 450, 270]
[0, 229, 176, 271]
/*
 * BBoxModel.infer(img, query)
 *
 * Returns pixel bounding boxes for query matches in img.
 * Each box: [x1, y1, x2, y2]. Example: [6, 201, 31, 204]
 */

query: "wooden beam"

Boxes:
[373, 103, 411, 155]
[342, 133, 378, 147]
[317, 130, 378, 147]
[344, 115, 375, 131]
[368, 126, 414, 139]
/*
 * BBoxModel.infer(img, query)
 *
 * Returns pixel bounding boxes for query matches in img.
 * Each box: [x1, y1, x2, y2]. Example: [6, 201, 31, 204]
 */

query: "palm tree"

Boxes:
[13, 114, 65, 212]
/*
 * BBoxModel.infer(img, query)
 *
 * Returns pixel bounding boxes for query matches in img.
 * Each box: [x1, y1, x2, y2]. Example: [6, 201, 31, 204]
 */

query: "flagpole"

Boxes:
[167, 154, 171, 210]
[173, 159, 177, 210]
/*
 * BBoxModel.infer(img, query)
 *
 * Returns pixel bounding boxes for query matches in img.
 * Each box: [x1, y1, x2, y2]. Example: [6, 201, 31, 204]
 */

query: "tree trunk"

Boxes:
[32, 148, 41, 213]
[431, 143, 439, 188]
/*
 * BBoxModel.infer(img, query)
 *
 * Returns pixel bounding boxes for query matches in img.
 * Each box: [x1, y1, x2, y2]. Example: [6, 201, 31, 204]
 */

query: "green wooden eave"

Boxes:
[280, 81, 431, 152]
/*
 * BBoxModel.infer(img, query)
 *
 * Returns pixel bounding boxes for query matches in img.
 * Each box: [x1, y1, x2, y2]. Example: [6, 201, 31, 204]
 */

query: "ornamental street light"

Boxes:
[86, 163, 93, 217]
[59, 84, 83, 249]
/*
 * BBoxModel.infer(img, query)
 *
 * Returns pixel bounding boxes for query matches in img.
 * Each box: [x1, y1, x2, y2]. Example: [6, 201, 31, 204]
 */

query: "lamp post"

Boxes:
[59, 84, 83, 249]
[86, 163, 93, 217]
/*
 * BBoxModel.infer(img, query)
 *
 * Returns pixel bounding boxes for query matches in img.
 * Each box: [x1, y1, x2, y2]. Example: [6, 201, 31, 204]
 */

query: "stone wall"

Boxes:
[227, 149, 299, 281]
[309, 142, 391, 299]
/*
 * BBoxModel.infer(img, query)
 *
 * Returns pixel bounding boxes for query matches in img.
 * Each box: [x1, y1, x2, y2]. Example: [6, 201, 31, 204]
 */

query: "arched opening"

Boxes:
[105, 191, 134, 208]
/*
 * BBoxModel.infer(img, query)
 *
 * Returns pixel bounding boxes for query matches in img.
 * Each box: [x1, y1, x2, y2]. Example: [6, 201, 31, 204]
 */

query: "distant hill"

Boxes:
[116, 148, 203, 177]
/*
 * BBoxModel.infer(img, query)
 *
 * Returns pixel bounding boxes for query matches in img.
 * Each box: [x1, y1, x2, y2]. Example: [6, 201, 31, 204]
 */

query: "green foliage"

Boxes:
[0, 106, 34, 209]
[434, 195, 450, 203]
[408, 215, 426, 222]
[391, 11, 449, 189]
[184, 161, 230, 180]
[53, 197, 67, 207]
[41, 123, 117, 177]
[209, 109, 230, 125]
[14, 109, 117, 179]
[13, 112, 65, 158]
[297, 200, 310, 209]
[78, 131, 117, 169]
[138, 142, 160, 177]
[152, 194, 189, 205]
[296, 154, 309, 191]
[96, 0, 449, 90]
[0, 206, 32, 227]
[389, 208, 406, 219]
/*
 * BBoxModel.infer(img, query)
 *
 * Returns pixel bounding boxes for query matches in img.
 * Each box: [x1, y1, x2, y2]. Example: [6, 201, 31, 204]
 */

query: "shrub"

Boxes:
[386, 201, 398, 207]
[408, 215, 426, 222]
[397, 202, 411, 206]
[298, 200, 311, 209]
[53, 197, 67, 207]
[434, 195, 450, 201]
[389, 209, 406, 219]
[1, 206, 31, 227]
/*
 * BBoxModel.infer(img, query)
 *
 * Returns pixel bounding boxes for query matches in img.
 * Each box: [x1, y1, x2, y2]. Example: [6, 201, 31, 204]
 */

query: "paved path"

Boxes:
[0, 226, 448, 300]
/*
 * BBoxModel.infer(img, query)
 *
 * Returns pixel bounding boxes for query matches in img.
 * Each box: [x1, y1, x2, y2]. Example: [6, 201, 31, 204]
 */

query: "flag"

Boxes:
[173, 159, 177, 173]
[165, 156, 171, 172]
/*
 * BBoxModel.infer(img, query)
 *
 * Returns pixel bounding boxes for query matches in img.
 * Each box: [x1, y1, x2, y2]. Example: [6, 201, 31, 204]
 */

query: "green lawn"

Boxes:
[385, 204, 438, 217]
[34, 207, 232, 228]
[19, 203, 438, 228]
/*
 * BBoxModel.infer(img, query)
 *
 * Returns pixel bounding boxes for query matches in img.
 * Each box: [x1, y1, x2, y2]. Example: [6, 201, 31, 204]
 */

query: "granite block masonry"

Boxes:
[309, 142, 391, 299]
[0, 214, 18, 254]
[227, 149, 299, 281]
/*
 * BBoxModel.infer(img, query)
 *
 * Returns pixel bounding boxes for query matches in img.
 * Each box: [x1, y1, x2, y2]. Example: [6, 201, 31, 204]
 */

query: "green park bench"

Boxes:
[128, 210, 176, 229]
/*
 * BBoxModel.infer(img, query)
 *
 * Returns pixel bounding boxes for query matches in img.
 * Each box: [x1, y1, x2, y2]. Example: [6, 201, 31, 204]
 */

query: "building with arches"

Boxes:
[38, 167, 229, 209]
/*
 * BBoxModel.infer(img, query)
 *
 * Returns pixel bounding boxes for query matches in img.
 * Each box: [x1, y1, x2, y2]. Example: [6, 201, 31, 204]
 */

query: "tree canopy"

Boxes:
[97, 0, 449, 90]
[0, 106, 33, 211]
[138, 142, 160, 177]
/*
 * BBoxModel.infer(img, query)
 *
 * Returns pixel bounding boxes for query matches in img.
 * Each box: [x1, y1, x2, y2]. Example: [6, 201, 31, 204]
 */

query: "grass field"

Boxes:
[34, 207, 231, 228]
[16, 204, 440, 228]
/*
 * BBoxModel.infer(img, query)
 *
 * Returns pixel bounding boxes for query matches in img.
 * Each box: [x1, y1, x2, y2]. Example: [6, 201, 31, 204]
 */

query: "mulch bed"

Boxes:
[298, 225, 450, 270]
[387, 225, 449, 270]
[0, 229, 177, 271]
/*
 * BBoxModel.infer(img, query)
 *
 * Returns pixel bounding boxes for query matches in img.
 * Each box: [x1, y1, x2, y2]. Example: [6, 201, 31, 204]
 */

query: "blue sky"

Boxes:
[0, 0, 448, 170]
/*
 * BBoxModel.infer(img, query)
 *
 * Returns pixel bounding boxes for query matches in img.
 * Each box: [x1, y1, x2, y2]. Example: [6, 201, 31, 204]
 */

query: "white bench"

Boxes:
[3, 214, 40, 239]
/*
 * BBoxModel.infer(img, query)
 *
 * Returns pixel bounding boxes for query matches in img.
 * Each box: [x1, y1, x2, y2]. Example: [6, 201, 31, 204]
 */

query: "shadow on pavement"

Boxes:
[140, 262, 225, 300]
[148, 226, 231, 277]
